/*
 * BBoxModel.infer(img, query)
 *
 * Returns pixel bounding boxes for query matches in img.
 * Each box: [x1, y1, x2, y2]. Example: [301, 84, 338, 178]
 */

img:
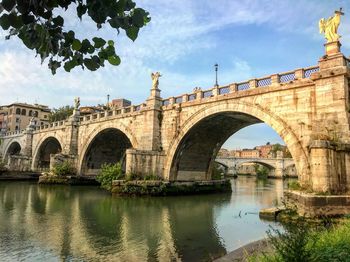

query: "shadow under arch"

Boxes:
[33, 137, 62, 170]
[164, 101, 310, 182]
[4, 141, 22, 163]
[80, 128, 133, 175]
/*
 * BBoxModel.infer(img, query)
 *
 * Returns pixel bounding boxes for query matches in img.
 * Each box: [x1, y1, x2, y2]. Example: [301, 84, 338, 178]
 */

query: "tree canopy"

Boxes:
[48, 105, 74, 122]
[0, 0, 150, 74]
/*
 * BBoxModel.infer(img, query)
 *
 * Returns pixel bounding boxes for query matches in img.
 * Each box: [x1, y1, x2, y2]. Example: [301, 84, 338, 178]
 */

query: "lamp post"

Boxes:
[214, 63, 219, 87]
[107, 94, 110, 110]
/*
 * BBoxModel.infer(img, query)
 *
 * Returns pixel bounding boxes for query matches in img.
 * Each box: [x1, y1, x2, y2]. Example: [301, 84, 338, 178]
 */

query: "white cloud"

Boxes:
[1, 0, 350, 108]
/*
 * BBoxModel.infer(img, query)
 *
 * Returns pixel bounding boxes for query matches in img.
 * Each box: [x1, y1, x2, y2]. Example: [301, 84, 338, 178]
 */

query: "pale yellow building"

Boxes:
[0, 103, 51, 132]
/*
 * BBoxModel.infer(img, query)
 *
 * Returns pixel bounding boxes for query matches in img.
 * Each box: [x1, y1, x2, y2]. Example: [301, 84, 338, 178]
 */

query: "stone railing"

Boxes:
[3, 130, 25, 137]
[79, 103, 146, 124]
[161, 65, 320, 107]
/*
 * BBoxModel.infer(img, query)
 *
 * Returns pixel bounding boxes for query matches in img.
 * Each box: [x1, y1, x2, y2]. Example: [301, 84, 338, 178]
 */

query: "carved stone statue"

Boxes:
[193, 87, 202, 92]
[151, 72, 161, 89]
[319, 8, 344, 43]
[74, 97, 80, 109]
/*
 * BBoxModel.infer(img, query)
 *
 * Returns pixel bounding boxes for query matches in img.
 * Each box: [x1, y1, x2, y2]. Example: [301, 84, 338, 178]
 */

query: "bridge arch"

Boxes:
[164, 101, 309, 182]
[4, 140, 22, 163]
[78, 123, 136, 175]
[32, 135, 63, 170]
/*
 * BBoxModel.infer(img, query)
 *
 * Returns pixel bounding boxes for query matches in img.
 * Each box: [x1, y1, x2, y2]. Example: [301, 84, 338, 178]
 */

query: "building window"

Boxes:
[21, 109, 26, 116]
[44, 115, 47, 119]
[16, 108, 21, 115]
[15, 126, 19, 131]
[34, 111, 38, 117]
[16, 118, 20, 123]
[29, 110, 33, 117]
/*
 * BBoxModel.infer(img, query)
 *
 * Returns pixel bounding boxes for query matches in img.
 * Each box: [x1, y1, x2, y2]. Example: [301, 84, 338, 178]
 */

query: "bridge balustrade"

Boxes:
[202, 90, 213, 98]
[237, 82, 250, 91]
[279, 71, 295, 83]
[218, 86, 230, 95]
[257, 77, 272, 87]
[304, 66, 320, 78]
[175, 96, 183, 103]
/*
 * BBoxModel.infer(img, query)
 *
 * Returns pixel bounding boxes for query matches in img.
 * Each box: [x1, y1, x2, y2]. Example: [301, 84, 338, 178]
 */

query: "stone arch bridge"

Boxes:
[215, 157, 295, 177]
[1, 51, 350, 193]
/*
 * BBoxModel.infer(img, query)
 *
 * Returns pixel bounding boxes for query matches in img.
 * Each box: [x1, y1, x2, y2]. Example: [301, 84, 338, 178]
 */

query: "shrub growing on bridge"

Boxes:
[52, 161, 76, 176]
[97, 162, 123, 190]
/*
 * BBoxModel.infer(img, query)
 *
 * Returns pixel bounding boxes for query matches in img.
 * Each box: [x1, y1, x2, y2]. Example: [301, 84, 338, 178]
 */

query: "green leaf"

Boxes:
[0, 14, 10, 30]
[92, 37, 106, 48]
[80, 39, 91, 53]
[8, 13, 22, 29]
[52, 16, 64, 27]
[72, 39, 82, 51]
[108, 40, 114, 46]
[83, 58, 99, 71]
[126, 26, 139, 41]
[76, 3, 87, 19]
[108, 55, 120, 66]
[1, 0, 15, 12]
[132, 8, 145, 27]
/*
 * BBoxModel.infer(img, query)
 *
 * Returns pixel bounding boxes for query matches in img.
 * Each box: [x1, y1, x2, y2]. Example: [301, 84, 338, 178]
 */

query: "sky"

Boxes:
[1, 0, 350, 149]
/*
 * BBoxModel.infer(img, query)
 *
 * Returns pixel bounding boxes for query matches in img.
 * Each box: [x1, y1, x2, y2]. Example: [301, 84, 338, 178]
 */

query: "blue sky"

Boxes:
[1, 0, 350, 149]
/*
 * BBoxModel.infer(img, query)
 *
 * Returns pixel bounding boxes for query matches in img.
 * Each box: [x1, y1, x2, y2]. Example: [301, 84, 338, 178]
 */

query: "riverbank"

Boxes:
[0, 171, 40, 181]
[38, 174, 100, 185]
[111, 179, 232, 196]
[216, 216, 350, 261]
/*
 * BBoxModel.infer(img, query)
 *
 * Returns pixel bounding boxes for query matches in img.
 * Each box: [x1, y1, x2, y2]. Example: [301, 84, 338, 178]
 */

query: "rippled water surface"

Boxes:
[0, 177, 287, 261]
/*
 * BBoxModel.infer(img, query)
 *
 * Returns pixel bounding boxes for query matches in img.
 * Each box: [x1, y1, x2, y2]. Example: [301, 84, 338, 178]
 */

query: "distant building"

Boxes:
[0, 103, 50, 132]
[110, 98, 131, 109]
[80, 106, 104, 116]
[240, 149, 260, 158]
[218, 143, 290, 159]
[255, 144, 273, 158]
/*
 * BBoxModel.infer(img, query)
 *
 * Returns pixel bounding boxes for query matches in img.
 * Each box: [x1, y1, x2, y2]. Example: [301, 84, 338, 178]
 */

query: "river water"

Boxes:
[0, 177, 287, 261]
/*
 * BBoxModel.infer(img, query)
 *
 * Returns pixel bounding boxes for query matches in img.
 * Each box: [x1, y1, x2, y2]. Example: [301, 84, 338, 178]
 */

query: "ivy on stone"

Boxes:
[0, 0, 150, 74]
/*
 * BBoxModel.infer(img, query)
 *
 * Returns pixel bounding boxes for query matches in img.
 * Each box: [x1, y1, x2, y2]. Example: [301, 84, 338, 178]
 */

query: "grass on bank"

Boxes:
[249, 218, 350, 262]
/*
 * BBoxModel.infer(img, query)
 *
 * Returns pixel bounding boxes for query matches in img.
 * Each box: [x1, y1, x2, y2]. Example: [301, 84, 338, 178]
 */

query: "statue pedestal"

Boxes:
[325, 41, 341, 56]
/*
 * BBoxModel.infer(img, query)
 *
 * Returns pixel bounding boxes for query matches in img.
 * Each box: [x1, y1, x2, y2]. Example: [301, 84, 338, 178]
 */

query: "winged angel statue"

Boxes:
[151, 72, 161, 89]
[319, 8, 344, 43]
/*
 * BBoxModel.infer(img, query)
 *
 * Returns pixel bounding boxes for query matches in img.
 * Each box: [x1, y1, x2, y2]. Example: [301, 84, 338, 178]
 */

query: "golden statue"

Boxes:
[319, 8, 344, 43]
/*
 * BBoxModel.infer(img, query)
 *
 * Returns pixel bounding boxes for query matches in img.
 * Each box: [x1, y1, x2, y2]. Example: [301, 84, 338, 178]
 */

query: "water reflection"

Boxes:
[0, 177, 287, 261]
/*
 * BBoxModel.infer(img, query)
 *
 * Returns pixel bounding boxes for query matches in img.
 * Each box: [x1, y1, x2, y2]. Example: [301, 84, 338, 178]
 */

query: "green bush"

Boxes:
[288, 180, 301, 190]
[125, 173, 162, 181]
[96, 162, 124, 190]
[52, 161, 76, 176]
[212, 163, 224, 180]
[249, 219, 350, 262]
[254, 164, 269, 178]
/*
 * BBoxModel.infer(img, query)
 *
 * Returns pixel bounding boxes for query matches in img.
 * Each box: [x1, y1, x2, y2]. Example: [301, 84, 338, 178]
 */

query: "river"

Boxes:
[0, 176, 287, 261]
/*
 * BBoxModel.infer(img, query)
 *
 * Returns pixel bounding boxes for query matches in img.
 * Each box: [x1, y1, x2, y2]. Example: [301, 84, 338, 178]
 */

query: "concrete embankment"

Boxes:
[214, 239, 272, 261]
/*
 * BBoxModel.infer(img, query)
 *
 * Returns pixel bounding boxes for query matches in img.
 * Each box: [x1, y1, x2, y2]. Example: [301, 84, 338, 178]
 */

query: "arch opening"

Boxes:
[4, 142, 22, 163]
[170, 112, 262, 181]
[169, 111, 297, 181]
[235, 162, 275, 177]
[35, 137, 62, 169]
[81, 128, 132, 175]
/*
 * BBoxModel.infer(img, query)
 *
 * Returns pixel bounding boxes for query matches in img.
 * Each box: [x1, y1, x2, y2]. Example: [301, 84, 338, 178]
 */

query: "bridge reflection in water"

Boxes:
[0, 178, 285, 261]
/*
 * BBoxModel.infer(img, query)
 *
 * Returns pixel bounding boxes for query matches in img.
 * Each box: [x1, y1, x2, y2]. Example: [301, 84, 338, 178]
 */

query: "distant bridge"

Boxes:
[215, 157, 295, 177]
